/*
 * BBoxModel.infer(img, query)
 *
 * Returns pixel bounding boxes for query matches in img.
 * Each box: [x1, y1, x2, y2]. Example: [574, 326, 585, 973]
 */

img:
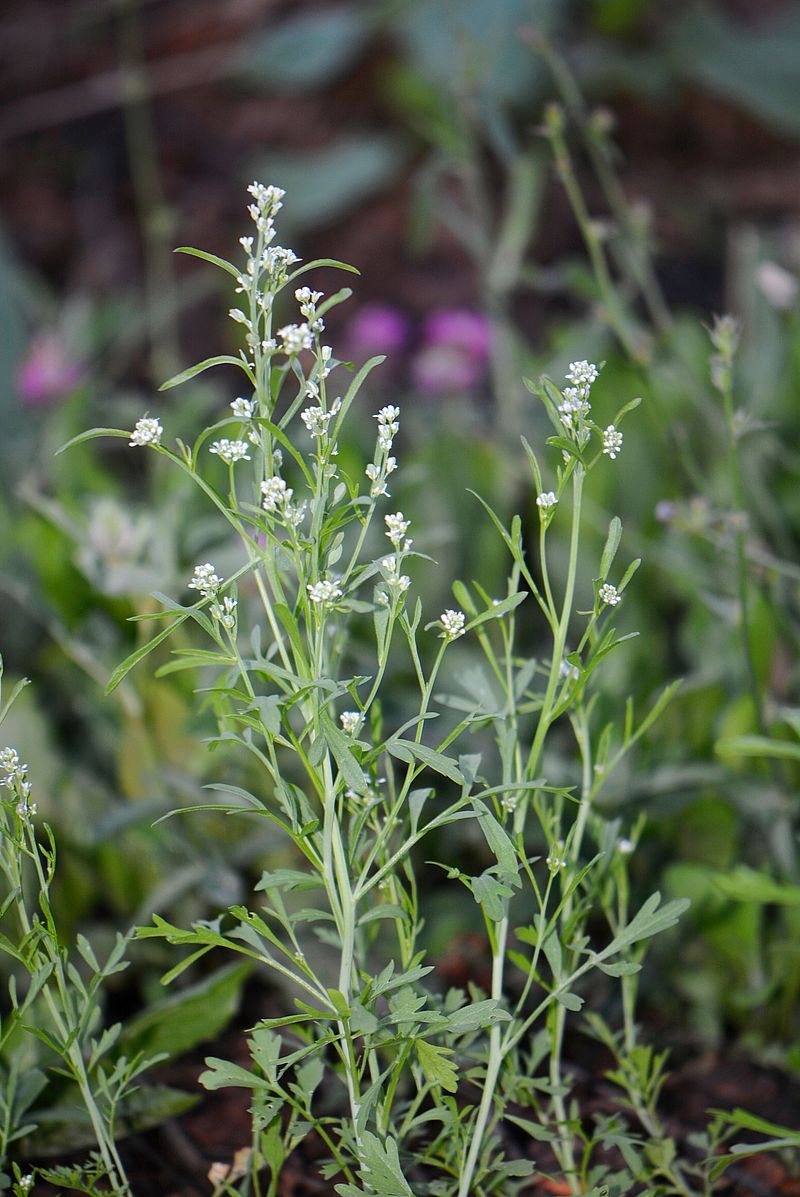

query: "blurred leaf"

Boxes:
[250, 135, 408, 231]
[672, 6, 800, 139]
[714, 866, 800, 907]
[716, 734, 800, 763]
[237, 5, 374, 92]
[117, 962, 249, 1061]
[19, 1085, 196, 1157]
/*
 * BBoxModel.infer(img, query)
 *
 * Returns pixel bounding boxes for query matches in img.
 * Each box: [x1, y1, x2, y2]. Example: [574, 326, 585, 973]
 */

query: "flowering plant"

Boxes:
[53, 183, 727, 1196]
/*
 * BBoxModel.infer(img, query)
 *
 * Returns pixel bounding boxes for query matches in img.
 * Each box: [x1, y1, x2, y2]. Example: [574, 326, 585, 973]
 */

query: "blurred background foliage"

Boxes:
[2, 0, 800, 1152]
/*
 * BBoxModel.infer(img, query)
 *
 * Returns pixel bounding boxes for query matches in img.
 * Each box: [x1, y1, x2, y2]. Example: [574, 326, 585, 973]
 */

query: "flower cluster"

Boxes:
[129, 415, 162, 447]
[188, 562, 222, 600]
[366, 405, 400, 498]
[211, 596, 237, 631]
[558, 360, 600, 439]
[377, 556, 410, 604]
[602, 425, 623, 459]
[1, 747, 37, 819]
[340, 711, 361, 736]
[301, 397, 341, 439]
[296, 287, 324, 334]
[439, 609, 466, 641]
[278, 323, 314, 355]
[210, 439, 251, 465]
[231, 397, 256, 420]
[261, 476, 293, 512]
[385, 512, 411, 550]
[307, 579, 343, 607]
[599, 582, 621, 607]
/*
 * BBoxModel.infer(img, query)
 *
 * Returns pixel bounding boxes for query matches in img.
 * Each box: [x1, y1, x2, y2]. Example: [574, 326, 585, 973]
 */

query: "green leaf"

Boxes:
[471, 871, 516, 921]
[602, 892, 689, 959]
[200, 1057, 269, 1091]
[118, 963, 248, 1062]
[416, 1039, 459, 1093]
[713, 866, 800, 906]
[466, 591, 527, 631]
[322, 714, 369, 794]
[446, 998, 509, 1034]
[56, 427, 131, 455]
[237, 5, 374, 92]
[106, 615, 190, 693]
[716, 734, 800, 763]
[175, 246, 240, 278]
[387, 739, 465, 785]
[159, 355, 254, 392]
[599, 516, 622, 580]
[473, 800, 519, 879]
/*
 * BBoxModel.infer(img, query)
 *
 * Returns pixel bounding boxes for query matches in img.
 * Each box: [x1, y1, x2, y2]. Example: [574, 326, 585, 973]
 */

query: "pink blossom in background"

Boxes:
[412, 308, 492, 395]
[411, 345, 485, 394]
[18, 333, 82, 406]
[345, 303, 410, 360]
[423, 309, 493, 363]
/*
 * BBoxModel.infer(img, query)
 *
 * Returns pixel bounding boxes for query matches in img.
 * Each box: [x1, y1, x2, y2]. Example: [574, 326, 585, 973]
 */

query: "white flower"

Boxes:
[18, 1176, 34, 1192]
[617, 837, 635, 855]
[565, 359, 599, 396]
[307, 579, 343, 606]
[301, 406, 335, 438]
[188, 562, 222, 600]
[599, 582, 621, 607]
[440, 609, 466, 641]
[231, 397, 256, 419]
[547, 848, 567, 872]
[340, 711, 361, 735]
[247, 181, 285, 215]
[602, 425, 623, 459]
[278, 323, 313, 354]
[0, 747, 21, 779]
[210, 439, 251, 464]
[129, 416, 162, 447]
[385, 512, 410, 547]
[536, 491, 557, 511]
[228, 308, 251, 326]
[295, 286, 324, 331]
[260, 476, 293, 512]
[210, 595, 237, 630]
[263, 246, 299, 277]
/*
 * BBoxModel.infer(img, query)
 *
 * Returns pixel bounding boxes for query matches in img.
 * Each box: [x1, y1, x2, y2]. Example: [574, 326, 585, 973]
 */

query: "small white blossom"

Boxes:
[211, 596, 237, 631]
[263, 246, 299, 277]
[385, 512, 410, 547]
[599, 582, 621, 607]
[547, 848, 567, 872]
[307, 579, 343, 606]
[340, 711, 361, 735]
[228, 308, 251, 326]
[602, 425, 623, 459]
[129, 416, 162, 448]
[501, 793, 519, 814]
[617, 837, 635, 855]
[18, 1176, 34, 1192]
[278, 323, 313, 354]
[261, 476, 293, 512]
[565, 359, 599, 396]
[188, 563, 222, 600]
[210, 439, 251, 464]
[247, 181, 285, 216]
[440, 609, 466, 641]
[301, 406, 335, 438]
[0, 747, 21, 780]
[231, 397, 256, 419]
[536, 491, 558, 511]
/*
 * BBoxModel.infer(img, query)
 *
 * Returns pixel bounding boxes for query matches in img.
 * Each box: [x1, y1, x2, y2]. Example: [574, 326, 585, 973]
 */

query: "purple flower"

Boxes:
[18, 334, 82, 407]
[411, 308, 493, 395]
[345, 304, 410, 359]
[422, 309, 492, 363]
